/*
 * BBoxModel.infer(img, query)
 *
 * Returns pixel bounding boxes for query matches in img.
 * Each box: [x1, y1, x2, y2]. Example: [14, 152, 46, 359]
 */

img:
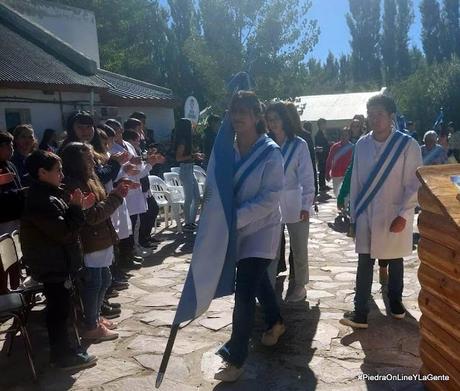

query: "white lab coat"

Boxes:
[235, 136, 284, 261]
[111, 141, 149, 216]
[279, 137, 315, 223]
[350, 131, 422, 259]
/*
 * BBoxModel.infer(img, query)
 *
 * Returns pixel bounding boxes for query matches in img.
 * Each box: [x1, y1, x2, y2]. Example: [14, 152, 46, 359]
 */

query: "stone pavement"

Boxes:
[0, 191, 426, 390]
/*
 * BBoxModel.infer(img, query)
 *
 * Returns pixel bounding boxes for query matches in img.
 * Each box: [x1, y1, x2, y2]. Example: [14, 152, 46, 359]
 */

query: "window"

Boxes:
[5, 108, 31, 131]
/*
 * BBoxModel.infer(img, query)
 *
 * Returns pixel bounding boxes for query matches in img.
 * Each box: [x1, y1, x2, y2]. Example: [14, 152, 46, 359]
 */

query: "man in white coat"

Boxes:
[340, 94, 422, 329]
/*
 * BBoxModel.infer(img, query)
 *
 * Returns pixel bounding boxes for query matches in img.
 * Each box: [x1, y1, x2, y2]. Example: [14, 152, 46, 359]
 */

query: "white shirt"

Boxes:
[111, 141, 148, 216]
[235, 135, 284, 261]
[84, 245, 114, 268]
[350, 130, 422, 259]
[280, 137, 315, 223]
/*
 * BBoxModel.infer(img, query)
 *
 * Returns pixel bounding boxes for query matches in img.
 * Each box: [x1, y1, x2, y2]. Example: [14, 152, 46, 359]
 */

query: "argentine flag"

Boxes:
[173, 72, 251, 325]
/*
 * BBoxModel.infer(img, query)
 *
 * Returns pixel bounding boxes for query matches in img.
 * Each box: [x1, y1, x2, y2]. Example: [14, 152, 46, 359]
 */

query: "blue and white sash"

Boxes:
[281, 137, 301, 173]
[354, 131, 411, 220]
[332, 142, 353, 166]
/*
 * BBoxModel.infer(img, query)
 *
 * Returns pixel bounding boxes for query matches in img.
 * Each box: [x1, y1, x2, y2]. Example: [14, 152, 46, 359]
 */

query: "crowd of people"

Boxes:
[0, 91, 455, 380]
[0, 110, 207, 370]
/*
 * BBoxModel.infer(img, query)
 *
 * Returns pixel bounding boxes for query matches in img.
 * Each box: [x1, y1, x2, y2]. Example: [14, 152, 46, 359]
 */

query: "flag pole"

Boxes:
[155, 324, 179, 388]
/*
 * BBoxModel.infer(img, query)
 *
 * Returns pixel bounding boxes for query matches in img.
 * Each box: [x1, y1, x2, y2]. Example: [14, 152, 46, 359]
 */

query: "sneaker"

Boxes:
[105, 288, 119, 299]
[101, 303, 121, 319]
[261, 321, 286, 346]
[119, 258, 142, 271]
[379, 267, 388, 285]
[99, 316, 117, 330]
[389, 300, 406, 319]
[104, 299, 121, 309]
[51, 351, 98, 371]
[285, 285, 306, 303]
[214, 362, 244, 382]
[82, 324, 119, 341]
[339, 311, 368, 329]
[139, 240, 159, 249]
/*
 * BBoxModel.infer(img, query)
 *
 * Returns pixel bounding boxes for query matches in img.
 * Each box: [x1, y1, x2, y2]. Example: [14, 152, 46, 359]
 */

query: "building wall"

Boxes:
[0, 89, 94, 138]
[0, 89, 175, 143]
[116, 106, 175, 143]
[4, 0, 100, 66]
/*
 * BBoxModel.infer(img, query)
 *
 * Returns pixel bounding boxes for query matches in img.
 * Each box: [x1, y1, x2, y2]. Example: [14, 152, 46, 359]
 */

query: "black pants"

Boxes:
[136, 196, 159, 245]
[43, 281, 71, 357]
[317, 157, 327, 188]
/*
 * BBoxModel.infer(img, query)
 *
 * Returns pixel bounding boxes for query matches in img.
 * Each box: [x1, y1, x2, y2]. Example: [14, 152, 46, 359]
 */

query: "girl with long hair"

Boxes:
[60, 142, 130, 341]
[265, 102, 315, 302]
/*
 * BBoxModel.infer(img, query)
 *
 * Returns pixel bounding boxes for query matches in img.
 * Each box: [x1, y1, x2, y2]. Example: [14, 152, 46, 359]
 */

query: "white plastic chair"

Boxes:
[149, 176, 183, 232]
[171, 167, 180, 174]
[193, 169, 207, 198]
[193, 165, 206, 176]
[164, 171, 183, 188]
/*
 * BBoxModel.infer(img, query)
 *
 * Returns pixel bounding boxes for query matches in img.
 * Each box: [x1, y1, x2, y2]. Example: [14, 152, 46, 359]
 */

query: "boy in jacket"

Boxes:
[20, 150, 97, 370]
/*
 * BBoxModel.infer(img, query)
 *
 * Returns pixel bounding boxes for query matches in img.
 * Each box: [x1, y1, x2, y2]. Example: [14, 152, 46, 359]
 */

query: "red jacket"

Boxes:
[325, 141, 353, 179]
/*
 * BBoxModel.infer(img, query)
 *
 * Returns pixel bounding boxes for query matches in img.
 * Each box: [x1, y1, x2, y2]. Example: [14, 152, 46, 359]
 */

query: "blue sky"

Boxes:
[308, 0, 423, 62]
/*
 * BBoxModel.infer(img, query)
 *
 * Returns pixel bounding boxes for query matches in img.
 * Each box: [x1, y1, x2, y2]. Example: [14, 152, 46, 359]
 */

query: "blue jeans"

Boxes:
[218, 258, 282, 367]
[179, 163, 200, 225]
[354, 254, 404, 318]
[80, 267, 112, 329]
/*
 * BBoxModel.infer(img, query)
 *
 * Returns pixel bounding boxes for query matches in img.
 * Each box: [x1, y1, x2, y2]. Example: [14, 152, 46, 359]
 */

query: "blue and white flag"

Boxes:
[433, 108, 444, 132]
[353, 130, 411, 220]
[172, 73, 251, 325]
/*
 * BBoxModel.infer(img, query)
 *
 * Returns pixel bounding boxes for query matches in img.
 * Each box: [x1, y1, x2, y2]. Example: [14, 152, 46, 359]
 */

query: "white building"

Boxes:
[0, 0, 176, 142]
[294, 88, 387, 139]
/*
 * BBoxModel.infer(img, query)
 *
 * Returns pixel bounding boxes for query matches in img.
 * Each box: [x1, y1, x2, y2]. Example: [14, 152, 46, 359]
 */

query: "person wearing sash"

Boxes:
[325, 126, 353, 198]
[340, 94, 422, 329]
[215, 91, 285, 382]
[421, 130, 448, 165]
[265, 102, 315, 302]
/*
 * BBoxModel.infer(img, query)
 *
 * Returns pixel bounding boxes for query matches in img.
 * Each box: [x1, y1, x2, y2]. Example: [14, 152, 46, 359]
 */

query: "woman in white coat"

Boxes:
[265, 102, 316, 302]
[340, 94, 422, 329]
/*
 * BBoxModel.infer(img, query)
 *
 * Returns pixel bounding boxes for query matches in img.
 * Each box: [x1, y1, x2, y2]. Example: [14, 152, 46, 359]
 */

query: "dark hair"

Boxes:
[124, 118, 142, 131]
[230, 91, 266, 134]
[406, 120, 414, 127]
[98, 124, 115, 138]
[265, 102, 296, 140]
[317, 118, 327, 125]
[174, 118, 192, 155]
[60, 142, 105, 200]
[130, 112, 146, 122]
[123, 129, 140, 143]
[66, 111, 94, 132]
[105, 119, 122, 130]
[40, 128, 57, 147]
[0, 130, 13, 144]
[285, 102, 303, 137]
[62, 111, 100, 150]
[25, 150, 61, 180]
[207, 114, 220, 126]
[302, 121, 313, 132]
[448, 121, 455, 128]
[366, 94, 397, 114]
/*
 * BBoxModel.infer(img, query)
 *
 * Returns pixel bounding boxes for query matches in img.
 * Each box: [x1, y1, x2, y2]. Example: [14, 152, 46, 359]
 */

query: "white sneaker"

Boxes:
[285, 285, 306, 302]
[214, 362, 244, 382]
[261, 321, 286, 346]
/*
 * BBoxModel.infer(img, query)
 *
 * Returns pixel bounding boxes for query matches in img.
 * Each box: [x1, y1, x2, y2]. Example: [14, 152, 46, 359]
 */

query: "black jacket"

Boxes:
[20, 180, 85, 283]
[0, 161, 25, 224]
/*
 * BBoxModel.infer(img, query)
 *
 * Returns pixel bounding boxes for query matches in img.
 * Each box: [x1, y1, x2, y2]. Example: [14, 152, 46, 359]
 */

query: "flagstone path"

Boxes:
[0, 192, 427, 390]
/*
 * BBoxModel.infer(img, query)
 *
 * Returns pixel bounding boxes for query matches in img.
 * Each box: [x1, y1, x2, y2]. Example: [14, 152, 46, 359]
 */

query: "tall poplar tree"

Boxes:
[420, 0, 443, 64]
[347, 0, 382, 83]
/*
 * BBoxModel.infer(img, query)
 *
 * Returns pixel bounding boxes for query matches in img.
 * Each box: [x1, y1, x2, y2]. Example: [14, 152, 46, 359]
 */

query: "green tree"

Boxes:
[420, 0, 443, 64]
[382, 0, 398, 83]
[347, 0, 382, 84]
[395, 0, 414, 79]
[441, 0, 460, 58]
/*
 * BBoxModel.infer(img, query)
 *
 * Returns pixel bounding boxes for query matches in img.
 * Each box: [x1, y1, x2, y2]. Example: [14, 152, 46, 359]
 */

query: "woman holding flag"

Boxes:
[215, 91, 286, 382]
[265, 102, 315, 302]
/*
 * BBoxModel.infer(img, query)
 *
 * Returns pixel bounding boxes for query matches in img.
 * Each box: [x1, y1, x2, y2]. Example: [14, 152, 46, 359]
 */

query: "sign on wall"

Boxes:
[184, 96, 199, 124]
